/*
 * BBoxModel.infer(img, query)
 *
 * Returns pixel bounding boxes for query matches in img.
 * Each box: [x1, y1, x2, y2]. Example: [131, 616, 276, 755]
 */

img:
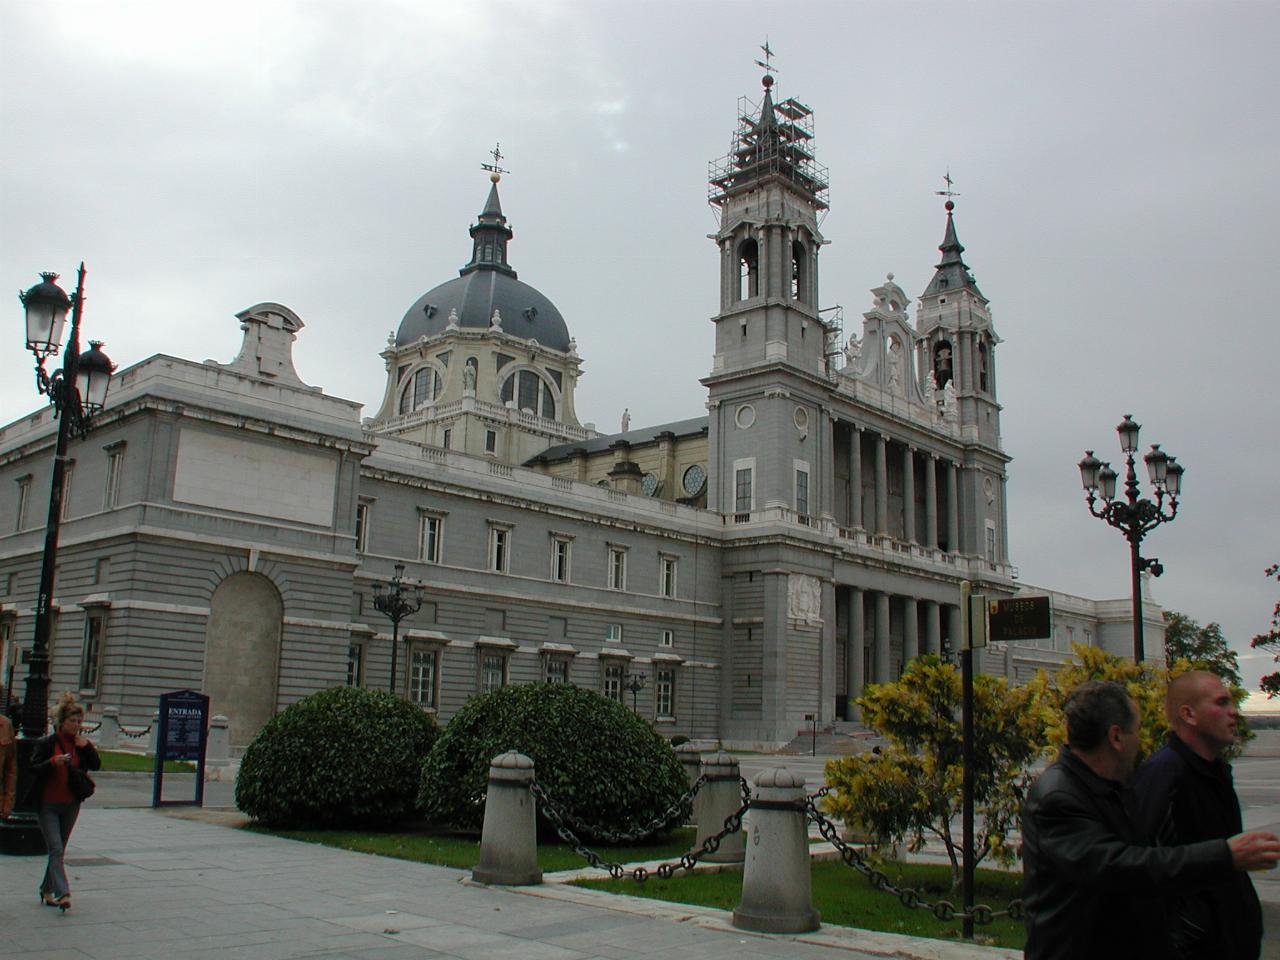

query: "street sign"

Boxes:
[988, 596, 1053, 643]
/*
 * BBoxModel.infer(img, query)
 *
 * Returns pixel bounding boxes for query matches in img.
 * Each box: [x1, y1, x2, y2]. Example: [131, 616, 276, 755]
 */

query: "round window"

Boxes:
[735, 404, 756, 429]
[682, 464, 707, 497]
[793, 406, 809, 432]
[641, 473, 660, 497]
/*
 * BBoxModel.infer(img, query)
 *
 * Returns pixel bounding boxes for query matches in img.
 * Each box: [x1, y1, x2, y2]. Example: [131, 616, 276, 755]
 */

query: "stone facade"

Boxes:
[0, 76, 1162, 750]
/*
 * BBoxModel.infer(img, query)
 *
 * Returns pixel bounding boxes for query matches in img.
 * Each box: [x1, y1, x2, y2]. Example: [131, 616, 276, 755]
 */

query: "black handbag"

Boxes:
[68, 767, 96, 802]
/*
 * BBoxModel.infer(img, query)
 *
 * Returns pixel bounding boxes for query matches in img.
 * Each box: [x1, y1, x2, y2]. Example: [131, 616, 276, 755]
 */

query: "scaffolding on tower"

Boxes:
[708, 88, 830, 217]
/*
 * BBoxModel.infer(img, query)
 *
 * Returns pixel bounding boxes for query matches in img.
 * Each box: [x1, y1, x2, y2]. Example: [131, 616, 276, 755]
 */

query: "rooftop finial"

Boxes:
[935, 169, 960, 212]
[755, 38, 778, 88]
[481, 141, 510, 183]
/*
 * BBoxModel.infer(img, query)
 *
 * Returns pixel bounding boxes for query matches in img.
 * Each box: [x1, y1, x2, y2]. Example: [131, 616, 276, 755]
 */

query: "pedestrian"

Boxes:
[1131, 670, 1263, 959]
[1020, 679, 1280, 960]
[0, 711, 16, 820]
[29, 691, 101, 911]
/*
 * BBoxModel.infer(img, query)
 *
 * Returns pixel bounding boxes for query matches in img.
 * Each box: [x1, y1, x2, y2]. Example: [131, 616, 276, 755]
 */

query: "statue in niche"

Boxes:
[924, 371, 937, 405]
[621, 408, 631, 432]
[943, 381, 958, 423]
[886, 337, 903, 392]
[843, 332, 862, 372]
[462, 359, 477, 393]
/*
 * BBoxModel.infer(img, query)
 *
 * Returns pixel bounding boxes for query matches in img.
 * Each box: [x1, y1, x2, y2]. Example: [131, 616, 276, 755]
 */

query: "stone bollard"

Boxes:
[733, 767, 820, 934]
[695, 751, 745, 863]
[97, 707, 120, 750]
[148, 710, 160, 756]
[675, 741, 702, 788]
[206, 715, 230, 764]
[472, 751, 542, 886]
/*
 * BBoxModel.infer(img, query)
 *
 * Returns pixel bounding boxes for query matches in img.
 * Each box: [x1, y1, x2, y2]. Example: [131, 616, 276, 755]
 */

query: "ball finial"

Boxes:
[945, 199, 954, 212]
[762, 74, 774, 89]
[490, 171, 501, 183]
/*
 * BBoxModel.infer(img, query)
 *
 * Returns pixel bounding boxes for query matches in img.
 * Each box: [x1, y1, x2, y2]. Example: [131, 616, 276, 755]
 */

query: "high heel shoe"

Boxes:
[57, 895, 71, 912]
[40, 891, 58, 907]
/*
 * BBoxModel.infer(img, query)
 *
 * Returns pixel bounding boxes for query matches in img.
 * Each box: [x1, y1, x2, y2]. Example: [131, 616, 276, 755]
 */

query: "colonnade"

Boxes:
[841, 586, 962, 701]
[845, 424, 961, 553]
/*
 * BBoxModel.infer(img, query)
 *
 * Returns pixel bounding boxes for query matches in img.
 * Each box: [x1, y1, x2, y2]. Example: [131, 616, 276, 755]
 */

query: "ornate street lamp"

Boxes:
[3, 266, 114, 855]
[1078, 414, 1184, 662]
[624, 670, 647, 714]
[372, 562, 423, 694]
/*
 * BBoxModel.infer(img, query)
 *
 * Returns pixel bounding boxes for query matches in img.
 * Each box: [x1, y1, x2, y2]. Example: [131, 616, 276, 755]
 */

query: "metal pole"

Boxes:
[388, 616, 400, 694]
[1130, 537, 1144, 663]
[960, 583, 975, 940]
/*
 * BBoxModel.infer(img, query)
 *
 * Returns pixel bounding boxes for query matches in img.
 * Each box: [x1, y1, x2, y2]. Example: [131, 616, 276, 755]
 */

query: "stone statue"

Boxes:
[463, 361, 477, 393]
[843, 332, 861, 372]
[489, 308, 502, 330]
[943, 381, 958, 423]
[446, 308, 460, 329]
[787, 574, 823, 623]
[621, 408, 631, 432]
[924, 371, 937, 405]
[886, 337, 903, 391]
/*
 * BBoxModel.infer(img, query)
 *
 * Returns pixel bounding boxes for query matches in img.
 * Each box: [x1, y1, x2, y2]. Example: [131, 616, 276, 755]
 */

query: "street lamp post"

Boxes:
[372, 562, 423, 695]
[2, 266, 114, 855]
[1078, 414, 1184, 663]
[624, 670, 647, 714]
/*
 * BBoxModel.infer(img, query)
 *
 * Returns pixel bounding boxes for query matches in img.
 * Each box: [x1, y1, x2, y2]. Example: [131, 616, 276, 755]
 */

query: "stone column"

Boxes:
[947, 605, 963, 660]
[697, 751, 746, 863]
[849, 427, 863, 528]
[848, 587, 865, 718]
[924, 453, 938, 549]
[733, 768, 820, 934]
[875, 591, 891, 682]
[925, 600, 942, 656]
[473, 751, 542, 886]
[903, 597, 919, 662]
[874, 434, 888, 535]
[946, 461, 960, 553]
[902, 445, 916, 543]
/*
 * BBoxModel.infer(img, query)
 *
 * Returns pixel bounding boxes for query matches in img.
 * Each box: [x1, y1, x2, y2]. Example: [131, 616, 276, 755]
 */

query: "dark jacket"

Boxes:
[1130, 734, 1262, 960]
[1021, 747, 1234, 960]
[28, 733, 101, 806]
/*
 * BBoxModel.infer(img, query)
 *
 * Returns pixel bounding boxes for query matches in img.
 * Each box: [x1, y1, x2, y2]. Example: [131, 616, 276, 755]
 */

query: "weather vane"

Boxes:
[935, 170, 961, 201]
[481, 142, 510, 180]
[755, 38, 778, 76]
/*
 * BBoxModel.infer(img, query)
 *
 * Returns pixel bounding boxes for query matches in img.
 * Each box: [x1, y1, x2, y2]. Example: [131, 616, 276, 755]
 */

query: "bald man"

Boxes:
[1131, 671, 1263, 960]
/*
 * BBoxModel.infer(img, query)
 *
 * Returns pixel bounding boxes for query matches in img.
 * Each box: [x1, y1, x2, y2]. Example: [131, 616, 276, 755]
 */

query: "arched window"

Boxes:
[933, 341, 954, 391]
[500, 368, 556, 420]
[738, 238, 759, 301]
[791, 239, 808, 303]
[398, 366, 441, 414]
[978, 340, 989, 392]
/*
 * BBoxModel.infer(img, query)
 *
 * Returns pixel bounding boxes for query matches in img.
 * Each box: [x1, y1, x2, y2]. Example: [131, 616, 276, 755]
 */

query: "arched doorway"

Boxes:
[203, 572, 282, 748]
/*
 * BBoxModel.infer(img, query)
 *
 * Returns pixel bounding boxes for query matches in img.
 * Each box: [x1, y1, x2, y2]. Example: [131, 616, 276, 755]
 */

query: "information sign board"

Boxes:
[987, 596, 1053, 644]
[152, 689, 210, 808]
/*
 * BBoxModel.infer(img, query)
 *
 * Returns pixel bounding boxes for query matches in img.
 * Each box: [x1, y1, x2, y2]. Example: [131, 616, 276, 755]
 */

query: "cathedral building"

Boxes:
[0, 72, 1162, 750]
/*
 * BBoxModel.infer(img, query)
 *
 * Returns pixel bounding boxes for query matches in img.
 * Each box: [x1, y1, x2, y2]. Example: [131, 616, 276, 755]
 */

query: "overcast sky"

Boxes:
[2, 1, 1276, 694]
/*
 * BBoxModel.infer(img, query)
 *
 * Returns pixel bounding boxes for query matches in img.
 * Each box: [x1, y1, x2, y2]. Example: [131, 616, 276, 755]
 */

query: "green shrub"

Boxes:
[236, 686, 437, 828]
[418, 683, 688, 840]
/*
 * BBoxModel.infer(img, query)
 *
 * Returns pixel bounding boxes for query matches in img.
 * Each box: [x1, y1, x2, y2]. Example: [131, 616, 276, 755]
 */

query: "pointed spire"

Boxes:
[461, 171, 516, 278]
[481, 179, 504, 219]
[922, 200, 982, 298]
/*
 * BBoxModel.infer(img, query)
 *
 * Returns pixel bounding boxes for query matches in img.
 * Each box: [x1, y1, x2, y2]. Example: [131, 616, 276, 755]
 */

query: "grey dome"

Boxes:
[397, 271, 570, 351]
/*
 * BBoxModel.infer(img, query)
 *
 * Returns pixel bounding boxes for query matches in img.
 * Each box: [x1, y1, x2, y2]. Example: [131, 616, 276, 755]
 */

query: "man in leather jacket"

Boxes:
[1021, 680, 1279, 960]
[1131, 671, 1263, 959]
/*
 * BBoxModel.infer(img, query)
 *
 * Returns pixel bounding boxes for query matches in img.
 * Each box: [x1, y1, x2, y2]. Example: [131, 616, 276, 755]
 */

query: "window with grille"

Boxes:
[79, 610, 106, 690]
[656, 668, 675, 718]
[481, 652, 506, 693]
[544, 658, 569, 684]
[408, 647, 438, 707]
[603, 662, 623, 701]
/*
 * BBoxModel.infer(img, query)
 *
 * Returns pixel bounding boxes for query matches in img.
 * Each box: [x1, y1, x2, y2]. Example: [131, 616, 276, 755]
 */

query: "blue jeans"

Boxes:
[37, 802, 80, 899]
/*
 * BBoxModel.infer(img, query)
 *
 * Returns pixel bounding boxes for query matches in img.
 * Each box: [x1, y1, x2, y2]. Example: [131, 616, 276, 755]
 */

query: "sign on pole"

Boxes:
[151, 689, 210, 808]
[988, 596, 1053, 644]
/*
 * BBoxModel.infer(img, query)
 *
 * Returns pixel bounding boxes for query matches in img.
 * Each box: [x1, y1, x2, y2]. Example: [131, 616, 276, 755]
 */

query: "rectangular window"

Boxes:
[551, 537, 571, 583]
[545, 658, 569, 684]
[355, 503, 370, 553]
[656, 668, 675, 718]
[660, 556, 677, 599]
[489, 526, 510, 573]
[408, 647, 438, 707]
[795, 466, 810, 516]
[481, 652, 507, 693]
[603, 662, 624, 702]
[104, 449, 124, 509]
[485, 430, 497, 453]
[735, 467, 753, 513]
[605, 623, 622, 643]
[660, 629, 674, 648]
[347, 642, 364, 687]
[419, 514, 443, 563]
[442, 428, 452, 450]
[79, 610, 105, 691]
[14, 477, 30, 532]
[985, 522, 997, 564]
[608, 547, 626, 591]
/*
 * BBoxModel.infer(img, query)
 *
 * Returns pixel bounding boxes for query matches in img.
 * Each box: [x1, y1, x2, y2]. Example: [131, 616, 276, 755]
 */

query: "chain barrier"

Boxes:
[119, 724, 153, 739]
[80, 721, 102, 734]
[740, 776, 752, 802]
[804, 797, 1023, 926]
[529, 775, 705, 845]
[529, 777, 748, 882]
[806, 785, 830, 802]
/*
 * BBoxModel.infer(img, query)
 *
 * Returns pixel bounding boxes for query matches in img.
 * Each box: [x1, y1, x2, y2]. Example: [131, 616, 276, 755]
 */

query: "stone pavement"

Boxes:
[0, 807, 1015, 960]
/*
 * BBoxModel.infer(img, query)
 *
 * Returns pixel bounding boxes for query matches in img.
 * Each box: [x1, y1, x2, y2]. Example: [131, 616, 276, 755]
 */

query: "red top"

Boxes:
[42, 733, 79, 805]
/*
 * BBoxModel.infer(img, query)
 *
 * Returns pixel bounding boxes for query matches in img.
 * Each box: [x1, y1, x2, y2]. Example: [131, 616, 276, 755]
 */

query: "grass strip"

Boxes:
[573, 859, 1026, 950]
[98, 750, 194, 774]
[245, 824, 700, 874]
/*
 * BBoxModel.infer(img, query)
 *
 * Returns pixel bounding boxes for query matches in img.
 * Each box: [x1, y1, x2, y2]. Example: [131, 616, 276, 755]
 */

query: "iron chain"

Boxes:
[528, 775, 704, 845]
[119, 724, 153, 739]
[529, 777, 747, 882]
[804, 797, 1023, 926]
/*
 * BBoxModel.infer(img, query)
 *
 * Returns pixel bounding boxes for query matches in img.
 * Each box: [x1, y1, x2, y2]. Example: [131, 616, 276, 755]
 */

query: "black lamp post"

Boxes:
[624, 670, 647, 714]
[372, 562, 423, 694]
[1078, 414, 1184, 663]
[3, 266, 114, 855]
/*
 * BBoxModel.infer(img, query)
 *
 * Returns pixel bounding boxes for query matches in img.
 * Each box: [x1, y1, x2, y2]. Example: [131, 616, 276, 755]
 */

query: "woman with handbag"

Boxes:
[29, 692, 100, 911]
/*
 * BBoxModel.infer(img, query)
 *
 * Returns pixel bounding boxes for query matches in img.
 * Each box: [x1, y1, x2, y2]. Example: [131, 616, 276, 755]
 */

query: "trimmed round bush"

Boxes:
[418, 683, 688, 840]
[236, 686, 437, 828]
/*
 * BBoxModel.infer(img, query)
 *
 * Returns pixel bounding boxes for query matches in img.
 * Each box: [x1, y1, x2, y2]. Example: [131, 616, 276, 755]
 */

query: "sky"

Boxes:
[2, 1, 1277, 694]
